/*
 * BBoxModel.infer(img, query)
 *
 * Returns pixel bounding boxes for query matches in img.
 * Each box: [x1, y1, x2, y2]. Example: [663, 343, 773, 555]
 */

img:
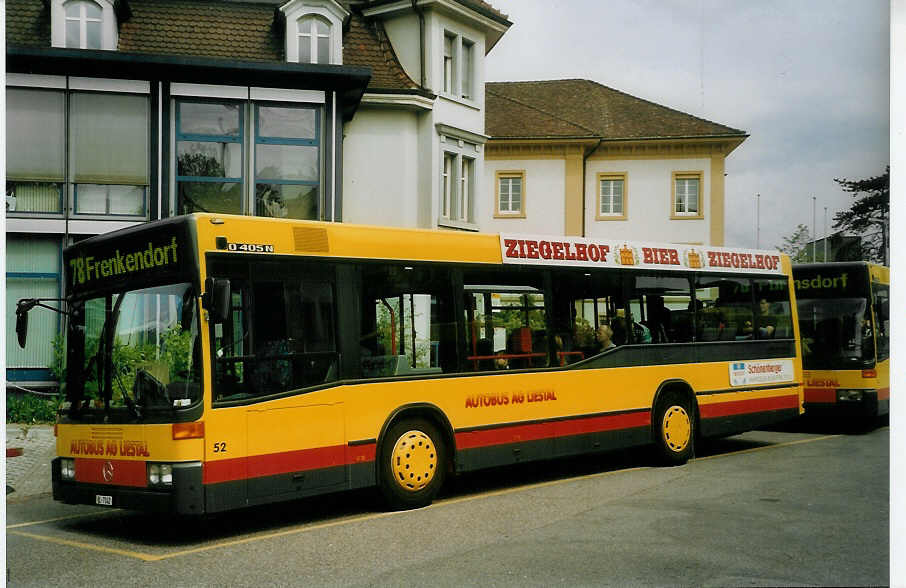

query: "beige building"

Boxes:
[482, 79, 748, 245]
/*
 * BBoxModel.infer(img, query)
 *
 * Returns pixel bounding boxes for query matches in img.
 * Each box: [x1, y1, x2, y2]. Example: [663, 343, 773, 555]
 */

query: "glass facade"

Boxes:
[176, 99, 323, 220]
[7, 85, 328, 382]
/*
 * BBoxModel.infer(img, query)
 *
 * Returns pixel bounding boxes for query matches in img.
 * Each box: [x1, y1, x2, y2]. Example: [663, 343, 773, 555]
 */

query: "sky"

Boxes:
[484, 0, 891, 253]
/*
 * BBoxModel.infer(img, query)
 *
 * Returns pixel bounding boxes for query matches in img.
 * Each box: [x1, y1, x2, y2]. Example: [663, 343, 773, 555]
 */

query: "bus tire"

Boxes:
[378, 418, 447, 510]
[652, 391, 694, 465]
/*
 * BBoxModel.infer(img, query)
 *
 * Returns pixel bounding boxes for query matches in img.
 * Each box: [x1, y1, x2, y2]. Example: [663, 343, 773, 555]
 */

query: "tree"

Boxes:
[833, 166, 889, 264]
[776, 223, 814, 262]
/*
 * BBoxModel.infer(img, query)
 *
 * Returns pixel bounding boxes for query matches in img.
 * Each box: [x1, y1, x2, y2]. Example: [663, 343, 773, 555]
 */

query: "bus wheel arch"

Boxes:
[375, 404, 455, 510]
[651, 380, 698, 465]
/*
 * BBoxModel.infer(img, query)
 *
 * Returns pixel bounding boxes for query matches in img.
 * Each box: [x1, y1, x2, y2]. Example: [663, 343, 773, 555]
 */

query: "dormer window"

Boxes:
[51, 0, 118, 50]
[298, 15, 331, 65]
[65, 0, 103, 49]
[281, 0, 347, 65]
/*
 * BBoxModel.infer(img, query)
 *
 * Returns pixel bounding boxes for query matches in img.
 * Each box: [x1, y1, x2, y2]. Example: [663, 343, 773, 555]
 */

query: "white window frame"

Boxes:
[297, 15, 332, 65]
[51, 0, 118, 50]
[495, 170, 525, 218]
[443, 33, 455, 95]
[671, 171, 704, 219]
[461, 39, 474, 100]
[439, 143, 479, 229]
[281, 0, 347, 65]
[597, 173, 627, 221]
[441, 31, 475, 101]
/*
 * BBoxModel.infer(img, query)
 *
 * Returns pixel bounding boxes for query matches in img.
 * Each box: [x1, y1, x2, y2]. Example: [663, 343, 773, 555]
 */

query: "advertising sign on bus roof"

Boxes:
[499, 234, 784, 275]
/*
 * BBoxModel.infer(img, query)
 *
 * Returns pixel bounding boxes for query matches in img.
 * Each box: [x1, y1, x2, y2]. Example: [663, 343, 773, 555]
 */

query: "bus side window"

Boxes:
[286, 280, 339, 387]
[213, 279, 252, 402]
[628, 274, 693, 344]
[462, 270, 548, 371]
[248, 281, 291, 395]
[753, 278, 792, 339]
[694, 276, 752, 342]
[872, 282, 890, 360]
[359, 264, 456, 377]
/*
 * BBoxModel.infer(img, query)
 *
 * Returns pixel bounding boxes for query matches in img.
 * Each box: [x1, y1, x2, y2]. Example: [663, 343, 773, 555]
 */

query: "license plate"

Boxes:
[95, 495, 113, 506]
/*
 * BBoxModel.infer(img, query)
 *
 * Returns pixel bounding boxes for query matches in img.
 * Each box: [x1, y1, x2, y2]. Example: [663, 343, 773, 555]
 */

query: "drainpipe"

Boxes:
[411, 0, 426, 87]
[581, 139, 603, 237]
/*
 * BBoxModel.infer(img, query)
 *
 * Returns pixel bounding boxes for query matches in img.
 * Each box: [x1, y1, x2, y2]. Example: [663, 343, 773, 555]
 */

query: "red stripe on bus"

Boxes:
[700, 394, 800, 419]
[878, 387, 890, 401]
[75, 458, 147, 487]
[204, 443, 365, 485]
[348, 443, 377, 464]
[454, 411, 651, 450]
[804, 388, 836, 404]
[247, 445, 346, 479]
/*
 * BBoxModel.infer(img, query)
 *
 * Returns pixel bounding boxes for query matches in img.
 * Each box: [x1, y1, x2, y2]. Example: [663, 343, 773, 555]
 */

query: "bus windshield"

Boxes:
[67, 282, 202, 417]
[797, 296, 873, 370]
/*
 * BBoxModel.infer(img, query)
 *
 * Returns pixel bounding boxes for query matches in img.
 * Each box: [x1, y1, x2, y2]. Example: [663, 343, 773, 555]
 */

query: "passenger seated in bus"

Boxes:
[756, 298, 776, 337]
[595, 324, 617, 352]
[610, 316, 629, 346]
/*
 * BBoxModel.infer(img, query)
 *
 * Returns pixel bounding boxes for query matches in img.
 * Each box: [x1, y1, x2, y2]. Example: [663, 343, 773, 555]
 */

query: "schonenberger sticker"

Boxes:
[729, 359, 794, 387]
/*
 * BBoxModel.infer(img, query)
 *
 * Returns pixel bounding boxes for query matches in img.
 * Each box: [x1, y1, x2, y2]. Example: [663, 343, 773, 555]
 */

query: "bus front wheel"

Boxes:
[652, 391, 694, 465]
[379, 418, 447, 510]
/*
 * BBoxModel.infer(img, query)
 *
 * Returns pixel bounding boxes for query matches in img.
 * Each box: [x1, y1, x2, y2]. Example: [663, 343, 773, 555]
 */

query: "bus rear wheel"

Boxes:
[653, 392, 694, 465]
[379, 418, 446, 510]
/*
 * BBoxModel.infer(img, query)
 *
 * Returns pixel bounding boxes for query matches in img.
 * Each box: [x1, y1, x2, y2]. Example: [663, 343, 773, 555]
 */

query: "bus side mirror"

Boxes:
[204, 278, 231, 323]
[15, 299, 37, 349]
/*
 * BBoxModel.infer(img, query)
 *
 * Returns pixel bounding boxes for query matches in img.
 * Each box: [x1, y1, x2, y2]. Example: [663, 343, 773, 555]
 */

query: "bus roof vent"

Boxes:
[293, 226, 329, 253]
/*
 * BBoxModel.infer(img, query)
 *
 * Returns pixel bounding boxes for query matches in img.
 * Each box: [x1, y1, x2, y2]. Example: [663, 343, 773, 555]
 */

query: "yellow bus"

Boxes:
[793, 262, 890, 421]
[18, 214, 803, 514]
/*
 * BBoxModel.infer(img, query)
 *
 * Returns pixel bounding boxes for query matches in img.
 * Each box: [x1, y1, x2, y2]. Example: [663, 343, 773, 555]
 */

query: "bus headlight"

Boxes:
[837, 389, 864, 402]
[61, 458, 75, 480]
[148, 463, 174, 487]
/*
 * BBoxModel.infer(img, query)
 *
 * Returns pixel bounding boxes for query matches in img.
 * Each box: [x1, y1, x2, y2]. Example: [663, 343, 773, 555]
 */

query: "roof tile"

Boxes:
[6, 0, 420, 92]
[486, 79, 746, 140]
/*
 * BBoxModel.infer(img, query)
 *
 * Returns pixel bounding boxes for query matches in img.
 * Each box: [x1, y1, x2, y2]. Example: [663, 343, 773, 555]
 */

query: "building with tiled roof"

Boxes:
[483, 79, 748, 245]
[5, 0, 511, 384]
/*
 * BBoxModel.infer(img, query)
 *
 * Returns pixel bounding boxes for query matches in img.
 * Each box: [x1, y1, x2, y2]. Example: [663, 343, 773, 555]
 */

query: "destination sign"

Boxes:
[64, 218, 196, 296]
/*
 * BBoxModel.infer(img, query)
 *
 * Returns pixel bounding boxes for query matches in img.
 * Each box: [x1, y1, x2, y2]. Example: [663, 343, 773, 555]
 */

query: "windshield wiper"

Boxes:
[97, 293, 142, 420]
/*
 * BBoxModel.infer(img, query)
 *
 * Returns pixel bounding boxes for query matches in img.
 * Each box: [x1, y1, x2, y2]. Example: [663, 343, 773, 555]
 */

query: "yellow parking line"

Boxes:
[693, 434, 842, 461]
[6, 511, 119, 530]
[9, 433, 844, 561]
[9, 530, 161, 562]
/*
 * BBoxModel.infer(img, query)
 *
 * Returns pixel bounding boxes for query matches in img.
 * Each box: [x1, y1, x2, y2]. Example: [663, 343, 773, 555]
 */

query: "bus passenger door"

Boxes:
[246, 403, 346, 502]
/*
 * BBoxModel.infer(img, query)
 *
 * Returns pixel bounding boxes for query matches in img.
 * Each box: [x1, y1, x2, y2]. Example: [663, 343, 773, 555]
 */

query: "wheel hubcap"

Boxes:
[390, 429, 437, 491]
[662, 406, 691, 452]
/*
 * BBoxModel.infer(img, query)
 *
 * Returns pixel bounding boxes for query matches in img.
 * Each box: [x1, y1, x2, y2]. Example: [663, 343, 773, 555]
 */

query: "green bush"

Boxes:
[6, 392, 62, 424]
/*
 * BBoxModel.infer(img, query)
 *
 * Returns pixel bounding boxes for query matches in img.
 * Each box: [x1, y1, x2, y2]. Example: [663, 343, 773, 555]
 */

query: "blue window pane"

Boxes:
[178, 182, 242, 215]
[255, 145, 318, 182]
[179, 103, 241, 136]
[258, 106, 316, 139]
[178, 142, 242, 178]
[256, 184, 318, 220]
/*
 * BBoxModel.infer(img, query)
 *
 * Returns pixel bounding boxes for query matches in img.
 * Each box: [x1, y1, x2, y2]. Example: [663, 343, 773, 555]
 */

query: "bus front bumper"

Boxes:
[803, 388, 881, 417]
[52, 458, 205, 515]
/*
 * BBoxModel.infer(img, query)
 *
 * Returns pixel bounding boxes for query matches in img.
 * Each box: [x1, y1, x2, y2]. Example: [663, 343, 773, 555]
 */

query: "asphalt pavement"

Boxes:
[5, 424, 55, 500]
